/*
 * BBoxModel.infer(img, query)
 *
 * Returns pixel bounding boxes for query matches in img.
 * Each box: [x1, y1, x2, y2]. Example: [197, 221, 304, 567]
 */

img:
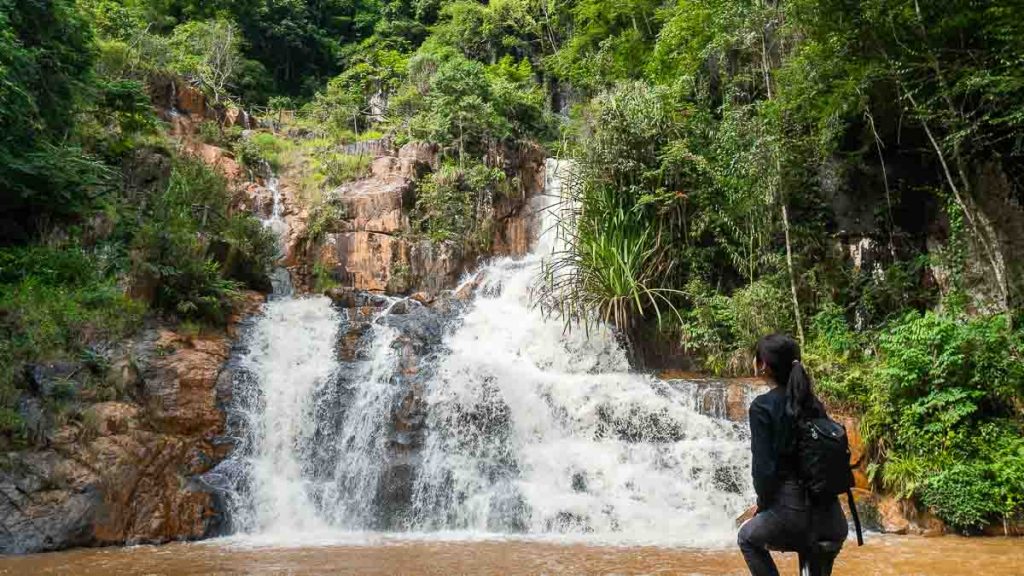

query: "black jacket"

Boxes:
[748, 386, 799, 510]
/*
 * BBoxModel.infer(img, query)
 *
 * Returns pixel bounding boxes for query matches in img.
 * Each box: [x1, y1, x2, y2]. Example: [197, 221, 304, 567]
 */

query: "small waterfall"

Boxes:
[232, 296, 340, 534]
[215, 159, 754, 547]
[262, 176, 292, 297]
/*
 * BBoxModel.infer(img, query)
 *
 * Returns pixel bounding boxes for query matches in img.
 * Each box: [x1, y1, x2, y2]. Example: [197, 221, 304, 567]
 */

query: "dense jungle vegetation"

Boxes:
[1, 0, 1022, 533]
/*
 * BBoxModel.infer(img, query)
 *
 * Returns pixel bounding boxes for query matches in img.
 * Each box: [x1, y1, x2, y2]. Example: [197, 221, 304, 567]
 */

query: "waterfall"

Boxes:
[405, 160, 752, 545]
[214, 159, 754, 547]
[262, 176, 292, 297]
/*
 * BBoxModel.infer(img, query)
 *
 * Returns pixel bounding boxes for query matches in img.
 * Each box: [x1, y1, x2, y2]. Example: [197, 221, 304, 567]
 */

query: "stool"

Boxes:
[798, 540, 843, 576]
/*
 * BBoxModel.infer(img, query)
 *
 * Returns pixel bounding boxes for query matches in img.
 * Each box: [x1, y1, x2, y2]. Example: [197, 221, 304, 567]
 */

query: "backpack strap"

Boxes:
[846, 488, 864, 546]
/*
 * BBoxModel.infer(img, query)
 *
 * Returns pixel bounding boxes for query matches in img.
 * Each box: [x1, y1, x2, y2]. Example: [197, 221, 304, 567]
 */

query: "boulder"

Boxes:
[83, 402, 140, 436]
[139, 331, 230, 437]
[336, 179, 411, 233]
[191, 144, 243, 184]
[239, 183, 273, 218]
[397, 141, 439, 168]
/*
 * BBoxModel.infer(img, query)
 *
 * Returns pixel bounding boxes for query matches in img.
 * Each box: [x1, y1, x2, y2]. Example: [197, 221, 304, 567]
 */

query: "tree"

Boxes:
[0, 0, 104, 242]
[170, 18, 242, 104]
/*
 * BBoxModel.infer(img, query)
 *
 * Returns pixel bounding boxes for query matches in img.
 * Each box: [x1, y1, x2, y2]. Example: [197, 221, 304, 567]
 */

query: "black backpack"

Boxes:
[796, 416, 864, 545]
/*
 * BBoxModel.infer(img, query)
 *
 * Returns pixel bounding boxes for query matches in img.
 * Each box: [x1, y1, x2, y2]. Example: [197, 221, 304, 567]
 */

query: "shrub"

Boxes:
[0, 246, 144, 407]
[307, 200, 347, 244]
[233, 132, 289, 172]
[414, 161, 506, 244]
[198, 121, 243, 148]
[811, 311, 1024, 531]
[134, 226, 242, 323]
[218, 214, 278, 286]
[804, 304, 872, 408]
[921, 464, 1002, 533]
[132, 156, 273, 323]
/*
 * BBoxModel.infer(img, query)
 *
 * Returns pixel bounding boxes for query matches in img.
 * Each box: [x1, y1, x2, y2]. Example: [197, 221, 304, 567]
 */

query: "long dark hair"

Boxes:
[755, 333, 823, 419]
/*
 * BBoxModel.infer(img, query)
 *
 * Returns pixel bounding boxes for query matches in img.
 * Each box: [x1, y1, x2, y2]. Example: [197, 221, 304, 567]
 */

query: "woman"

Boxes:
[737, 333, 848, 576]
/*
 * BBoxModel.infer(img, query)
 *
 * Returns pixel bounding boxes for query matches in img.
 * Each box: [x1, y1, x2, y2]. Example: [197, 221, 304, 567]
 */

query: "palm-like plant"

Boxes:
[537, 168, 682, 341]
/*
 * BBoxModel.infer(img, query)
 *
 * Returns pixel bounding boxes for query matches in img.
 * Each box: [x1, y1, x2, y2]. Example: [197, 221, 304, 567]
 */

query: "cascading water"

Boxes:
[262, 176, 293, 296]
[405, 160, 752, 545]
[216, 159, 754, 547]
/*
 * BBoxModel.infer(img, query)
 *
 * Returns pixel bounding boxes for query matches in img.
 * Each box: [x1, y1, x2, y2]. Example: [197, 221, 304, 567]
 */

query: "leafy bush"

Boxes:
[414, 161, 506, 244]
[198, 121, 243, 148]
[0, 246, 144, 408]
[234, 132, 290, 172]
[804, 305, 872, 408]
[132, 156, 274, 323]
[134, 226, 242, 323]
[307, 200, 347, 244]
[805, 310, 1024, 531]
[318, 152, 371, 187]
[677, 278, 792, 374]
[921, 464, 1003, 533]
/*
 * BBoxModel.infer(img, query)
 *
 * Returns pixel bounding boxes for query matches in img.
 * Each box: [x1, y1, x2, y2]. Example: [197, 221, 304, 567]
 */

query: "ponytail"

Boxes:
[786, 360, 815, 419]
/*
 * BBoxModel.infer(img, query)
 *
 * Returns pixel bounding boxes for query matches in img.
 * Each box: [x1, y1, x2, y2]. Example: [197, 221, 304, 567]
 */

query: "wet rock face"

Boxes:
[661, 377, 767, 423]
[0, 295, 263, 554]
[305, 141, 546, 297]
[309, 292, 462, 529]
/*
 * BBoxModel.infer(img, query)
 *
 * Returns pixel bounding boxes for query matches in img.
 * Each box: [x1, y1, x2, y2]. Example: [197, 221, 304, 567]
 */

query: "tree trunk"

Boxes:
[781, 201, 805, 346]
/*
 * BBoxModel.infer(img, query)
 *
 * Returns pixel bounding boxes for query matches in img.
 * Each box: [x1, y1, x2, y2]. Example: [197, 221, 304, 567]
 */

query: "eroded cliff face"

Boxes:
[282, 140, 546, 296]
[0, 294, 263, 553]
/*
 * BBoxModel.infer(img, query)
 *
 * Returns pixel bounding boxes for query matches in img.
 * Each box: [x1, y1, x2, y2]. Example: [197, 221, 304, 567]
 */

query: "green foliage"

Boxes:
[0, 246, 143, 408]
[804, 310, 1024, 530]
[234, 132, 290, 171]
[0, 407, 24, 439]
[678, 278, 793, 375]
[385, 44, 550, 157]
[312, 262, 339, 293]
[198, 121, 243, 148]
[306, 194, 348, 244]
[132, 156, 275, 323]
[289, 140, 370, 224]
[414, 161, 506, 245]
[921, 464, 1003, 534]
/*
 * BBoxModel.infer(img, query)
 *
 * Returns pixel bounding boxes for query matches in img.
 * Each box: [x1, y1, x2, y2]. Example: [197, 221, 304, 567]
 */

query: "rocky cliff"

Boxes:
[279, 140, 546, 296]
[0, 294, 263, 553]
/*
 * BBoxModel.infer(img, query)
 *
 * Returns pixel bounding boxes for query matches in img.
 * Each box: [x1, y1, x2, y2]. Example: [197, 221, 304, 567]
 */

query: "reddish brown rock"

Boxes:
[238, 183, 273, 218]
[409, 292, 433, 305]
[302, 139, 544, 296]
[835, 414, 870, 490]
[141, 331, 230, 437]
[191, 143, 243, 184]
[337, 179, 411, 233]
[175, 83, 208, 119]
[397, 141, 439, 168]
[0, 295, 263, 554]
[83, 402, 140, 436]
[371, 156, 428, 182]
[319, 231, 410, 293]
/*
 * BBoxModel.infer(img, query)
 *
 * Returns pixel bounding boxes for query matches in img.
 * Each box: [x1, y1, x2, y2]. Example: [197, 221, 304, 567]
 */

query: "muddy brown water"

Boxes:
[0, 535, 1020, 575]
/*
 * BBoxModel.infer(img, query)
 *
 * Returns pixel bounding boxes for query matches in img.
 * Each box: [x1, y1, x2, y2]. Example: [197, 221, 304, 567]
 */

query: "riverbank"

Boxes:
[1, 534, 1020, 575]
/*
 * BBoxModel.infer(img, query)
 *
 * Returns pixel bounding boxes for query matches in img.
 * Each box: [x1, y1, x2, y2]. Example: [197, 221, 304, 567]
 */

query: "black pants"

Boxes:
[737, 481, 848, 576]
